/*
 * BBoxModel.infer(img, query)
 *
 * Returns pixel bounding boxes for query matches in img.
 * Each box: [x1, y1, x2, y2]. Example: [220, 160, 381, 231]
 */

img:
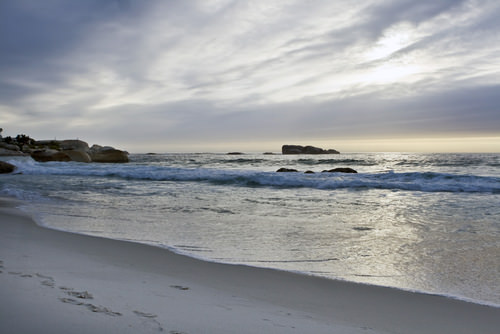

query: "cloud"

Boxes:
[1, 0, 499, 151]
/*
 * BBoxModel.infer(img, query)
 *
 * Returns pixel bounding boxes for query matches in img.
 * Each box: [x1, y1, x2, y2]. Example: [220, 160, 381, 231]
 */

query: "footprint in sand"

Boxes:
[85, 304, 122, 316]
[35, 273, 56, 287]
[134, 310, 158, 318]
[57, 286, 121, 316]
[41, 280, 55, 287]
[66, 290, 94, 299]
[134, 310, 164, 331]
[59, 297, 122, 316]
[35, 273, 54, 280]
[8, 271, 23, 275]
[59, 297, 84, 306]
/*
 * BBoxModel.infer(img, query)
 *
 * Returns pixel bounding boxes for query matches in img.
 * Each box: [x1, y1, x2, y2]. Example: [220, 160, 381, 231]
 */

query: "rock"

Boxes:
[277, 167, 299, 172]
[322, 167, 358, 173]
[0, 142, 20, 151]
[63, 150, 92, 163]
[0, 148, 26, 156]
[89, 145, 129, 163]
[227, 152, 243, 155]
[304, 170, 315, 174]
[31, 149, 71, 162]
[0, 161, 16, 173]
[59, 140, 89, 152]
[263, 152, 274, 155]
[282, 145, 339, 154]
[34, 140, 61, 150]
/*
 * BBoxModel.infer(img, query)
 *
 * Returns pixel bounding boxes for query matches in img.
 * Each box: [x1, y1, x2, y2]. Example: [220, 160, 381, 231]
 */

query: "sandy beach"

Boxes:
[1, 197, 499, 334]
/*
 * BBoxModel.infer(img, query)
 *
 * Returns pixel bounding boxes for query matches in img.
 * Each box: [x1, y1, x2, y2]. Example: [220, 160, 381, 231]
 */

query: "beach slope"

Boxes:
[1, 197, 498, 333]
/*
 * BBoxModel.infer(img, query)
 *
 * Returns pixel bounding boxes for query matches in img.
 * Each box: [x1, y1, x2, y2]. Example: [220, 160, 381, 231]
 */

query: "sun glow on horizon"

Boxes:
[122, 136, 500, 154]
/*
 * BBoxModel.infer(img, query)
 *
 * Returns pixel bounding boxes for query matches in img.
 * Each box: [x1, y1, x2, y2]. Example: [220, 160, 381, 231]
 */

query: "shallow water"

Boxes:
[1, 152, 499, 306]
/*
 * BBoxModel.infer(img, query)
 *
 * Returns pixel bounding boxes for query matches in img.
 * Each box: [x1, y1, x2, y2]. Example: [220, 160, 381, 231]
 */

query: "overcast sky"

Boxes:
[1, 0, 499, 152]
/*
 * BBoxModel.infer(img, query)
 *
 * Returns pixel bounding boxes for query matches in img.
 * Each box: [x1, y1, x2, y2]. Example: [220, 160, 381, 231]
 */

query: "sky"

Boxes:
[1, 0, 500, 153]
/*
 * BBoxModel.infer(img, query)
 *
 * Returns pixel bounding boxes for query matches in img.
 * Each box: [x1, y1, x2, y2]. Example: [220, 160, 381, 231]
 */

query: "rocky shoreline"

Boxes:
[0, 129, 129, 169]
[1, 129, 357, 174]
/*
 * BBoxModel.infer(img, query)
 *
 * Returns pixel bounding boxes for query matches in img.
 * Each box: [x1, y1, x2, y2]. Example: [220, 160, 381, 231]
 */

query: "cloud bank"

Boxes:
[1, 0, 499, 151]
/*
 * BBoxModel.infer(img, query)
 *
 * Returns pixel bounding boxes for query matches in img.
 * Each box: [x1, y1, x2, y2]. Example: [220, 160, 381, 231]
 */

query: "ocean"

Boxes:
[1, 152, 499, 306]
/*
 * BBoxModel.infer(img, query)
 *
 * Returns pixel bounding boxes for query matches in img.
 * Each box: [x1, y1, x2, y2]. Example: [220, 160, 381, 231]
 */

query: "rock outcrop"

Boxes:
[89, 145, 129, 163]
[59, 139, 90, 152]
[282, 145, 339, 154]
[0, 148, 26, 156]
[0, 161, 16, 173]
[31, 149, 72, 162]
[63, 150, 92, 163]
[0, 130, 128, 163]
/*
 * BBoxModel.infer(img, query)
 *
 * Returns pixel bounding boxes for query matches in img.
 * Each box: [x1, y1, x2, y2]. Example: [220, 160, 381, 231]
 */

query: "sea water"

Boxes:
[1, 152, 499, 306]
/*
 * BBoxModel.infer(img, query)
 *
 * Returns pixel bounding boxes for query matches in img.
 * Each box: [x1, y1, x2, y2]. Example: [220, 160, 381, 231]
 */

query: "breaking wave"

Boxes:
[8, 159, 500, 194]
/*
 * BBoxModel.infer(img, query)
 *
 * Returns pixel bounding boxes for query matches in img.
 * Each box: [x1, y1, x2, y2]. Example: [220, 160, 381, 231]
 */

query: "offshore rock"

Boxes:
[282, 145, 339, 154]
[89, 145, 129, 163]
[322, 167, 358, 173]
[0, 161, 16, 173]
[276, 167, 299, 172]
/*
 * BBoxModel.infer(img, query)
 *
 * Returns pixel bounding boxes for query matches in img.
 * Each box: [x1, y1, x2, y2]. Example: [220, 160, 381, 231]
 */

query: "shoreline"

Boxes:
[21, 197, 500, 309]
[1, 196, 499, 333]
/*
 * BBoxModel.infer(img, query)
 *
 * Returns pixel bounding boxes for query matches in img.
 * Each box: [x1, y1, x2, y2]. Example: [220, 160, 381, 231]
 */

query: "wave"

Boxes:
[296, 158, 379, 166]
[8, 159, 500, 194]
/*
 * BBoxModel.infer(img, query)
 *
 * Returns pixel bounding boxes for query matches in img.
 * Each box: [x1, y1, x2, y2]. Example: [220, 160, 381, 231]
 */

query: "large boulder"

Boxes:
[282, 145, 339, 154]
[59, 139, 89, 152]
[63, 149, 92, 163]
[0, 161, 16, 173]
[31, 149, 71, 162]
[89, 145, 129, 163]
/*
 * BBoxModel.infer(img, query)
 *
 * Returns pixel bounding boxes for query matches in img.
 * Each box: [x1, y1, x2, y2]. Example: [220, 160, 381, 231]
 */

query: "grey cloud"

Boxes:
[1, 0, 499, 150]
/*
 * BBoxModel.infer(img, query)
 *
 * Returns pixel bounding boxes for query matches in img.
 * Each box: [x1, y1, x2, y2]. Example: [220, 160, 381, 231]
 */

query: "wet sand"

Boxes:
[1, 197, 499, 333]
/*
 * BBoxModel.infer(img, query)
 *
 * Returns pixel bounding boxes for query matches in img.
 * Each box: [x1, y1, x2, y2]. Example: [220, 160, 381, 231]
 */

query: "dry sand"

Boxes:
[1, 197, 499, 333]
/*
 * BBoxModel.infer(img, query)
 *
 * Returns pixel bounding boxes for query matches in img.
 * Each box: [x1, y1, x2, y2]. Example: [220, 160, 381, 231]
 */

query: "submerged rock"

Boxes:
[322, 167, 358, 173]
[276, 167, 299, 172]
